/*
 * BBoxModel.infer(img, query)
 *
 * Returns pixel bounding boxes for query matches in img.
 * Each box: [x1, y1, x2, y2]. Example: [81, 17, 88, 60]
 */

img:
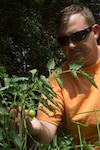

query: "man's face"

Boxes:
[58, 13, 99, 67]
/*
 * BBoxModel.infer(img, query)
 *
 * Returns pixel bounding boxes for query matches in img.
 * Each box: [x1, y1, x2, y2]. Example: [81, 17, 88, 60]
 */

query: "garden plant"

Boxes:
[0, 59, 100, 150]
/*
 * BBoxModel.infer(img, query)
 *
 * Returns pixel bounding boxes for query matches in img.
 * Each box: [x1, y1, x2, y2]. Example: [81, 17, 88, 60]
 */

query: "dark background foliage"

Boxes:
[0, 0, 100, 77]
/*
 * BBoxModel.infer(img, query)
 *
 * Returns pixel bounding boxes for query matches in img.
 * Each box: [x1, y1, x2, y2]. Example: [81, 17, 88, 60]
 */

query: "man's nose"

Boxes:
[68, 39, 76, 48]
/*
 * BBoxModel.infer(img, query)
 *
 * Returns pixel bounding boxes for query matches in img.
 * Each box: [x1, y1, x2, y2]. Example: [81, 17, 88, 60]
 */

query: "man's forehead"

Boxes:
[58, 14, 88, 36]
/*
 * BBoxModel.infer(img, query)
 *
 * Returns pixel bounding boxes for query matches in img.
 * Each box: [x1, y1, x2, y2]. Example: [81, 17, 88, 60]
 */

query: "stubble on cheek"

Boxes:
[68, 51, 85, 62]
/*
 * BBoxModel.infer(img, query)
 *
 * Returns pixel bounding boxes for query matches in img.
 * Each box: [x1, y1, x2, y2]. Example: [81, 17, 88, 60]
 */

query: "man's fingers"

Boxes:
[6, 108, 18, 130]
[10, 109, 18, 118]
[6, 106, 10, 113]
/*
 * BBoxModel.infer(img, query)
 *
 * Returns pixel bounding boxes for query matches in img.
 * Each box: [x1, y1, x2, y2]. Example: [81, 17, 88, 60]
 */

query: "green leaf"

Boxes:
[83, 145, 94, 150]
[52, 135, 58, 148]
[38, 107, 50, 116]
[54, 75, 63, 89]
[30, 93, 56, 113]
[11, 76, 28, 83]
[34, 81, 59, 107]
[41, 87, 59, 108]
[38, 76, 59, 107]
[4, 77, 11, 86]
[82, 139, 94, 150]
[0, 128, 3, 141]
[0, 85, 10, 91]
[19, 83, 28, 91]
[94, 141, 100, 146]
[0, 66, 6, 74]
[69, 61, 84, 71]
[56, 67, 63, 74]
[47, 59, 55, 74]
[0, 106, 8, 115]
[29, 69, 38, 79]
[9, 130, 21, 149]
[80, 70, 98, 89]
[70, 70, 79, 80]
[40, 75, 52, 89]
[43, 85, 57, 98]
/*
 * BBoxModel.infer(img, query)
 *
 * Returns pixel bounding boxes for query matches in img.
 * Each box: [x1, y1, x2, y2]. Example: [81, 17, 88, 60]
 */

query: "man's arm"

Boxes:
[26, 117, 57, 144]
[6, 107, 57, 144]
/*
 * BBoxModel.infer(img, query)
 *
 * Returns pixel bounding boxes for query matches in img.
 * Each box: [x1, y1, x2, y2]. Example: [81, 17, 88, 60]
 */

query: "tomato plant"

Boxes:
[0, 60, 60, 150]
[0, 60, 99, 150]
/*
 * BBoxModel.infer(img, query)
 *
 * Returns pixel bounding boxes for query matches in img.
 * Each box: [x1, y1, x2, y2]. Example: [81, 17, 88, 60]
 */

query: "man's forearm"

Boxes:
[32, 121, 53, 144]
[26, 118, 57, 144]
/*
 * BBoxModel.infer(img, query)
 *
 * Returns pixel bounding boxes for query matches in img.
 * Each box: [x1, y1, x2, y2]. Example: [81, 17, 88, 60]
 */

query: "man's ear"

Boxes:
[92, 24, 100, 40]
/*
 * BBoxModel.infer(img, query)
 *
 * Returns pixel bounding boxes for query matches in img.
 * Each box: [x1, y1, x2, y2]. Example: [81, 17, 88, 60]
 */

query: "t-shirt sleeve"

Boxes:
[36, 76, 64, 127]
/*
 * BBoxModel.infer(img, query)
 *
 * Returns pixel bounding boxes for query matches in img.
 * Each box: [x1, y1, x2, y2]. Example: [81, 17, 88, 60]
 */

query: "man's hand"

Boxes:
[6, 107, 57, 144]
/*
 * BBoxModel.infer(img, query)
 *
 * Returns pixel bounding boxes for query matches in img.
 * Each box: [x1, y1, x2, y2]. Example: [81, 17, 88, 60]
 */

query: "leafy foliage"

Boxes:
[0, 0, 100, 76]
[0, 59, 99, 149]
[69, 61, 98, 88]
[0, 60, 60, 149]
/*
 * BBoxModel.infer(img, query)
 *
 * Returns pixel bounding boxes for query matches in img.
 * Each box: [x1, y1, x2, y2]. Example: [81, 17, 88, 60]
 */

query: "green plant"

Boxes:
[0, 60, 99, 149]
[0, 62, 59, 149]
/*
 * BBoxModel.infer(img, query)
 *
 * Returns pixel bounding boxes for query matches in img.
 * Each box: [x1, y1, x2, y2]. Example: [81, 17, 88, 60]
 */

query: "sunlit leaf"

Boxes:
[40, 75, 52, 89]
[34, 83, 58, 108]
[80, 70, 98, 88]
[11, 76, 28, 83]
[54, 75, 63, 89]
[56, 67, 63, 74]
[43, 85, 57, 98]
[52, 135, 58, 148]
[69, 61, 84, 71]
[0, 85, 9, 91]
[41, 88, 59, 108]
[19, 83, 28, 91]
[47, 59, 55, 74]
[70, 70, 79, 80]
[38, 107, 50, 116]
[82, 139, 94, 150]
[30, 92, 56, 113]
[4, 77, 11, 86]
[29, 69, 38, 79]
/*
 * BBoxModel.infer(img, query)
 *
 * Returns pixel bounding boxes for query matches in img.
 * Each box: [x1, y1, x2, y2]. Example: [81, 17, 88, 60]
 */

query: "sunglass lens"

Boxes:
[71, 30, 86, 42]
[71, 27, 92, 42]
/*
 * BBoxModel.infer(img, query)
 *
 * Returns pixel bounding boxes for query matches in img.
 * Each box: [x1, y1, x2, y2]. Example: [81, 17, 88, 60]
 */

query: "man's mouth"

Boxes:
[70, 50, 81, 56]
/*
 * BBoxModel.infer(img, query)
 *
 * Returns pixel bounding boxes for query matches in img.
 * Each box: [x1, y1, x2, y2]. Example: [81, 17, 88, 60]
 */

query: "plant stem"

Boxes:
[94, 109, 100, 140]
[77, 123, 83, 150]
[24, 118, 28, 150]
[19, 95, 25, 149]
[19, 104, 23, 149]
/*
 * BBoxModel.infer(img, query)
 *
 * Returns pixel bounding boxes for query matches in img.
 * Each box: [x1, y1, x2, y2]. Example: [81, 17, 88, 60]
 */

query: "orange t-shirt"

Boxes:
[37, 46, 100, 145]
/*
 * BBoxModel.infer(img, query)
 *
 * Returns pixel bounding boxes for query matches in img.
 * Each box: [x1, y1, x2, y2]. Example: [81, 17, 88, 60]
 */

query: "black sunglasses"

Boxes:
[57, 26, 92, 46]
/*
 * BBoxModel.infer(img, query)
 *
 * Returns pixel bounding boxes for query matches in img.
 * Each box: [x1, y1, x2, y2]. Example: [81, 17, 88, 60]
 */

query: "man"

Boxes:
[9, 4, 100, 148]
